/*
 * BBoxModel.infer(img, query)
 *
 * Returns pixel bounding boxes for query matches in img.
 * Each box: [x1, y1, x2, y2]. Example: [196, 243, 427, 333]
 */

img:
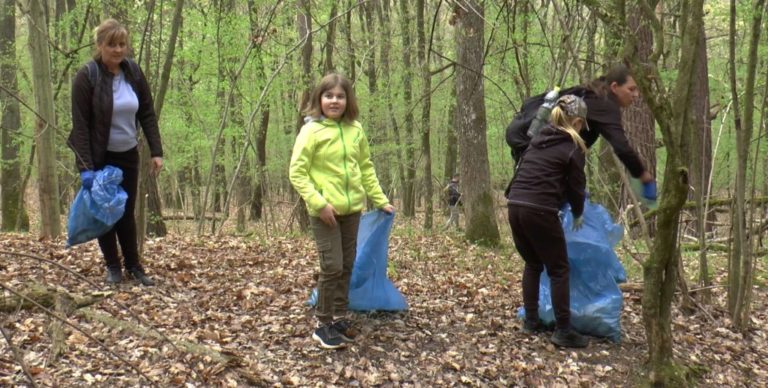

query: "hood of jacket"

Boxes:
[530, 125, 577, 150]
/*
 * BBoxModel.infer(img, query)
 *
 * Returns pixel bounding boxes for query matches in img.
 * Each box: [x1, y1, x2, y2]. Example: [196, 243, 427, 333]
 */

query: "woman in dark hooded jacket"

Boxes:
[506, 95, 590, 348]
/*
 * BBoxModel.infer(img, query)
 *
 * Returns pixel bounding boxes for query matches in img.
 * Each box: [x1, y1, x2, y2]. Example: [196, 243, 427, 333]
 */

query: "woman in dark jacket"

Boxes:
[506, 95, 590, 348]
[69, 19, 163, 285]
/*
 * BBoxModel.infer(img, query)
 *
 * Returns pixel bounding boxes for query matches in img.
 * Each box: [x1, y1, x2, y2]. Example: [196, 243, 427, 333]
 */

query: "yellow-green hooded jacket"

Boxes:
[289, 117, 389, 217]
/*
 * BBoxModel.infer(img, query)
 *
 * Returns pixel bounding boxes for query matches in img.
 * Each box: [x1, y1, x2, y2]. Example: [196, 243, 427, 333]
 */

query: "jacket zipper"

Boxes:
[337, 122, 352, 213]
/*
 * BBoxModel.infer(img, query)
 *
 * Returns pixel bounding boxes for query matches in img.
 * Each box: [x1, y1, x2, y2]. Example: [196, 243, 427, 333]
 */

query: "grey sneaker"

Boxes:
[551, 328, 589, 348]
[331, 319, 358, 343]
[127, 267, 155, 286]
[312, 323, 346, 349]
[106, 268, 122, 284]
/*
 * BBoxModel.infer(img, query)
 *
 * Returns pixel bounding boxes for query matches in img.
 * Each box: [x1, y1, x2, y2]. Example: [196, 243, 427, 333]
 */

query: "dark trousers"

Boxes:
[508, 205, 571, 329]
[97, 148, 141, 271]
[309, 212, 361, 324]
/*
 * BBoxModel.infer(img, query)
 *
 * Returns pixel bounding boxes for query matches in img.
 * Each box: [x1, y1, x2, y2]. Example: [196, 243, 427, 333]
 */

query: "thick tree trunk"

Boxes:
[27, 0, 62, 238]
[454, 1, 499, 244]
[292, 0, 313, 232]
[1, 0, 30, 231]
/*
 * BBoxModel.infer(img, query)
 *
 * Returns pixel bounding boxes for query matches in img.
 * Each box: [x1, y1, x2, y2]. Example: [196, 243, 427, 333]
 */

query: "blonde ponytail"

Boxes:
[550, 106, 588, 154]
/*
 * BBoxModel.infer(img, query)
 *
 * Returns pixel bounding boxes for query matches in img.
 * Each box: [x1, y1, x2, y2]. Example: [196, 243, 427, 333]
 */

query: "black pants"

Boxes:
[508, 205, 570, 329]
[97, 148, 142, 271]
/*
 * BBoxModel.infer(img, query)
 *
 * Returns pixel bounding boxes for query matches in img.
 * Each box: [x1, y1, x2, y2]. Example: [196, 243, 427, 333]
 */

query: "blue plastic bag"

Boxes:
[66, 166, 127, 247]
[518, 199, 627, 342]
[309, 211, 408, 311]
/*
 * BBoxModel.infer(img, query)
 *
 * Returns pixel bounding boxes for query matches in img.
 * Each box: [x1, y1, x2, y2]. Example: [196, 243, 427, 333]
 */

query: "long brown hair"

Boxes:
[587, 64, 632, 98]
[302, 73, 359, 123]
[93, 19, 129, 60]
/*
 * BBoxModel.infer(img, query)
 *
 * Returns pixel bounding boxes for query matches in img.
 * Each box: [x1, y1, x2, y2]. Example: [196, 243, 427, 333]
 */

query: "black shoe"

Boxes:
[331, 318, 358, 343]
[127, 267, 155, 286]
[551, 328, 589, 348]
[312, 323, 346, 349]
[106, 268, 122, 284]
[522, 319, 549, 334]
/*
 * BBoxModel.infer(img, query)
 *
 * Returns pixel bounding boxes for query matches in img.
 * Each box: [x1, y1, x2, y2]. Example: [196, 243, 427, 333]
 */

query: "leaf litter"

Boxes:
[0, 229, 765, 386]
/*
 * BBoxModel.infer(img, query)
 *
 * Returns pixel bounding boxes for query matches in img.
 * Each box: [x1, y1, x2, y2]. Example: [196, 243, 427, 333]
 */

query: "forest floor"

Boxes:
[0, 216, 766, 387]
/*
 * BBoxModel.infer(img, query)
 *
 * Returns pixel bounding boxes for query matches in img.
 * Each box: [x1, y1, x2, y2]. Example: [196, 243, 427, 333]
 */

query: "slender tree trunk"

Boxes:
[27, 0, 62, 238]
[416, 0, 433, 229]
[1, 0, 30, 231]
[293, 0, 313, 231]
[398, 0, 416, 217]
[377, 0, 399, 200]
[729, 0, 764, 331]
[251, 107, 269, 221]
[323, 4, 337, 74]
[454, 1, 499, 244]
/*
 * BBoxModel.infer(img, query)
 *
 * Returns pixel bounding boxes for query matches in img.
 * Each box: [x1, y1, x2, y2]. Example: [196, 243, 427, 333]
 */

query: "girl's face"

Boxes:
[320, 85, 347, 120]
[98, 38, 128, 72]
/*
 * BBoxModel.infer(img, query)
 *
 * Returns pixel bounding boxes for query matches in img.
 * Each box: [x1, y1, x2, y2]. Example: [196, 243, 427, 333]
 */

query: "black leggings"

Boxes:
[97, 147, 141, 271]
[508, 205, 570, 329]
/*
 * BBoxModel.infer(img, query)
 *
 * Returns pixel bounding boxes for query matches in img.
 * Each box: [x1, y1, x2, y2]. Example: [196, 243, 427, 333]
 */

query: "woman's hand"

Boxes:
[381, 204, 395, 214]
[150, 157, 163, 176]
[319, 204, 337, 227]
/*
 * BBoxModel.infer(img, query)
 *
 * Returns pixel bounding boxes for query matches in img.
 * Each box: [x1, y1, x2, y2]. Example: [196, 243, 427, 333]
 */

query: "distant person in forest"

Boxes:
[289, 73, 394, 349]
[506, 64, 657, 202]
[68, 19, 163, 286]
[506, 95, 591, 348]
[443, 174, 461, 230]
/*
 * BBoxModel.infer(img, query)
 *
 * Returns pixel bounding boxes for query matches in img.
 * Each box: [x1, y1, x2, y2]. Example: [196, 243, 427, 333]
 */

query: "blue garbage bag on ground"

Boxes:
[518, 199, 626, 342]
[309, 211, 408, 311]
[66, 166, 127, 247]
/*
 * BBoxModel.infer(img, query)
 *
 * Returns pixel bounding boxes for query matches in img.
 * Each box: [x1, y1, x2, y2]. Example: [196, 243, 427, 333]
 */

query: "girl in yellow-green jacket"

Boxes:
[289, 73, 394, 349]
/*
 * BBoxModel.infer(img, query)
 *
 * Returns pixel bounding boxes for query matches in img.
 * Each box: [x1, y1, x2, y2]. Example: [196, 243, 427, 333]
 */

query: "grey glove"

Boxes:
[572, 215, 584, 231]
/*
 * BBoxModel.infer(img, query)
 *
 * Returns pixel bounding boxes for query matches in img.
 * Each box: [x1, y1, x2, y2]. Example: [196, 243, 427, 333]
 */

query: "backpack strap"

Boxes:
[86, 60, 101, 87]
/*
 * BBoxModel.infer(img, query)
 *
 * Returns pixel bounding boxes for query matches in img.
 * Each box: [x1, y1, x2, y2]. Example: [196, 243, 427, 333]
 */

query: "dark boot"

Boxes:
[106, 268, 123, 284]
[127, 267, 155, 286]
[550, 327, 589, 348]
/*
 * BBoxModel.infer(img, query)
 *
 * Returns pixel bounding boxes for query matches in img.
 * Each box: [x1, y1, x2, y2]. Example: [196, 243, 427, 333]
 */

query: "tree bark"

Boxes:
[454, 1, 499, 244]
[398, 0, 416, 217]
[728, 0, 764, 331]
[292, 0, 313, 232]
[417, 0, 433, 229]
[1, 0, 30, 231]
[26, 0, 62, 238]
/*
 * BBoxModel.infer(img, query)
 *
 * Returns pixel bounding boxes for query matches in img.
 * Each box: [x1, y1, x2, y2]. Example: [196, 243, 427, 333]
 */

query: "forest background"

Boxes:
[1, 0, 767, 386]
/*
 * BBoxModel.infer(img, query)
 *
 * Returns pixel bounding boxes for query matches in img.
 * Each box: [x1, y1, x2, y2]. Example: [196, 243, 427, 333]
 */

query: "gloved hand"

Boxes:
[80, 170, 95, 189]
[642, 181, 657, 200]
[572, 215, 584, 231]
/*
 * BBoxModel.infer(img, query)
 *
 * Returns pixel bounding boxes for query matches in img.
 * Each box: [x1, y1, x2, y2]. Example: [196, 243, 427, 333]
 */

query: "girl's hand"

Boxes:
[381, 204, 395, 214]
[319, 204, 337, 227]
[150, 157, 163, 176]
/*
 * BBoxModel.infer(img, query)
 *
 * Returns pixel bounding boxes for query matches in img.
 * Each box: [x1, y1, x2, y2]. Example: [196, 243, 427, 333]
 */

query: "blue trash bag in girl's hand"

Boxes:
[309, 210, 408, 311]
[518, 199, 627, 342]
[66, 165, 127, 247]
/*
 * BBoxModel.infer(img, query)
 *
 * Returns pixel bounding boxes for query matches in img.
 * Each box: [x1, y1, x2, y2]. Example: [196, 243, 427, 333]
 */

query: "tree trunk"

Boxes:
[377, 0, 400, 200]
[454, 1, 499, 244]
[323, 4, 337, 74]
[416, 0, 433, 229]
[1, 0, 30, 231]
[398, 0, 416, 217]
[26, 0, 62, 238]
[292, 0, 313, 232]
[728, 0, 764, 331]
[251, 107, 269, 221]
[690, 24, 714, 303]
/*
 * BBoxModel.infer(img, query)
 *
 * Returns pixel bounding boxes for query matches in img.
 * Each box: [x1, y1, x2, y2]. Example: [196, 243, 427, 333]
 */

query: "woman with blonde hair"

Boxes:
[69, 19, 163, 285]
[505, 95, 590, 348]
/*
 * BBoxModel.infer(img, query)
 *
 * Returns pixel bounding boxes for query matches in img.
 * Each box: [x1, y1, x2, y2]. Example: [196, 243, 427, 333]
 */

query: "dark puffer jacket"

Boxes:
[506, 125, 586, 218]
[69, 58, 163, 171]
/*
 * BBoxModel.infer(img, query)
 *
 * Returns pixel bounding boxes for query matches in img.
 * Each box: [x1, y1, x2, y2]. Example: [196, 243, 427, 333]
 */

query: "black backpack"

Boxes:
[505, 86, 586, 162]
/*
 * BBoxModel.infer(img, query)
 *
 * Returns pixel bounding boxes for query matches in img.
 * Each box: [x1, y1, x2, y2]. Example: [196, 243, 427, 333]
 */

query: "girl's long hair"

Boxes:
[549, 106, 587, 154]
[302, 73, 359, 123]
